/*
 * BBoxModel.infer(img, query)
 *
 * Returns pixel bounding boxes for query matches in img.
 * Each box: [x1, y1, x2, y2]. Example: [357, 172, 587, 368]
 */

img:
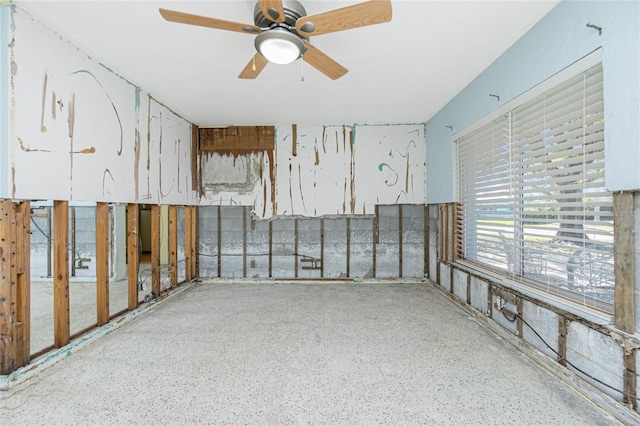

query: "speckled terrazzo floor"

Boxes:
[0, 282, 618, 425]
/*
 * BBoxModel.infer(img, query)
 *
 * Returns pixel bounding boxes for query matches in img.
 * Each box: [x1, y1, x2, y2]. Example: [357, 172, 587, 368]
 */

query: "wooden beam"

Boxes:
[0, 200, 16, 373]
[398, 205, 403, 278]
[16, 201, 30, 366]
[96, 202, 109, 326]
[613, 191, 635, 333]
[185, 206, 193, 280]
[151, 204, 161, 297]
[127, 204, 139, 311]
[558, 317, 568, 366]
[623, 346, 637, 409]
[53, 200, 70, 348]
[169, 205, 178, 287]
[191, 205, 198, 278]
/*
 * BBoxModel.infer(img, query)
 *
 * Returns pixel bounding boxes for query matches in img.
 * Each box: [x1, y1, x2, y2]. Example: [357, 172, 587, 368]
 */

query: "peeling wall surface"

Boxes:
[200, 123, 426, 219]
[7, 6, 197, 204]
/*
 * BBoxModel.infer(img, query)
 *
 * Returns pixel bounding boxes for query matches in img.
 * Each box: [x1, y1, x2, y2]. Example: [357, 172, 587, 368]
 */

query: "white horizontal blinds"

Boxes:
[457, 114, 512, 271]
[457, 62, 613, 306]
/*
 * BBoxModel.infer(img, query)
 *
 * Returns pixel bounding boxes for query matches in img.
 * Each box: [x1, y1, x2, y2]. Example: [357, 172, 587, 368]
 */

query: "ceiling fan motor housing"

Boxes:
[253, 0, 307, 32]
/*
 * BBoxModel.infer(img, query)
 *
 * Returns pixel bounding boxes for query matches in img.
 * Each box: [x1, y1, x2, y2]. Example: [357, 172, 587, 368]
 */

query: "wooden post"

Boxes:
[53, 200, 70, 348]
[16, 201, 30, 365]
[192, 205, 198, 277]
[169, 205, 178, 287]
[185, 206, 193, 280]
[613, 191, 635, 333]
[127, 204, 139, 310]
[0, 200, 16, 373]
[96, 202, 109, 326]
[151, 204, 161, 297]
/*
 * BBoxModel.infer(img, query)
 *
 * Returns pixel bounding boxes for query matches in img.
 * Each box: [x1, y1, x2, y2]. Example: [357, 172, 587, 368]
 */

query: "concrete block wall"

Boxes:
[198, 204, 426, 280]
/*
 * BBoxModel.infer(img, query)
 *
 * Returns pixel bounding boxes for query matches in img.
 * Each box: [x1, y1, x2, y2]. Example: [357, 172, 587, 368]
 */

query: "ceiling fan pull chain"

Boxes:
[300, 57, 305, 82]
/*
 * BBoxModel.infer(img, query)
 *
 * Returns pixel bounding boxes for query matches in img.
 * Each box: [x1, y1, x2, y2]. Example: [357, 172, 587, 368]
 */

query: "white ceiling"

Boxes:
[15, 0, 559, 127]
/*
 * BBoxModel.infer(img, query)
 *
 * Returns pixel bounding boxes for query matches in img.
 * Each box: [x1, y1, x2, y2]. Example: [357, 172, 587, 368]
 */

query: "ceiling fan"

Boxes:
[159, 0, 392, 80]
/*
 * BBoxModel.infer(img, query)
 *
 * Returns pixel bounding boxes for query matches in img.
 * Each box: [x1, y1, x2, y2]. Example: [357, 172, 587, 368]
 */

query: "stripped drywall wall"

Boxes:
[200, 123, 426, 219]
[0, 4, 10, 199]
[7, 6, 196, 205]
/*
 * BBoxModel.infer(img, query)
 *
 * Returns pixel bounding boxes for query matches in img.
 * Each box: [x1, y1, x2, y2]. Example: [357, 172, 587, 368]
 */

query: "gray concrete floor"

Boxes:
[2, 282, 617, 425]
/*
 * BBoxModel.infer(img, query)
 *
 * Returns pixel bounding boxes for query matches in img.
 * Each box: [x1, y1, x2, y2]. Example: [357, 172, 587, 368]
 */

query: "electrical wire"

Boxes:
[499, 307, 640, 401]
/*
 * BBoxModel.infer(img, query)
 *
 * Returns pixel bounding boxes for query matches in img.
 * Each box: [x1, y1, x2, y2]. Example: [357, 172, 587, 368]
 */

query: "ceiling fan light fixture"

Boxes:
[255, 29, 306, 65]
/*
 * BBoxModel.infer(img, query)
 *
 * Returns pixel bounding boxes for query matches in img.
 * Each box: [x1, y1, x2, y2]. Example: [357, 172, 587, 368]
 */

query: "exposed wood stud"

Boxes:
[449, 262, 454, 293]
[192, 206, 198, 277]
[613, 191, 635, 333]
[268, 220, 273, 278]
[191, 124, 200, 193]
[151, 204, 161, 297]
[294, 218, 299, 278]
[320, 218, 325, 278]
[16, 201, 30, 366]
[0, 201, 16, 373]
[96, 202, 110, 326]
[516, 296, 524, 338]
[558, 317, 568, 366]
[184, 206, 193, 280]
[424, 205, 429, 278]
[127, 204, 139, 311]
[398, 205, 403, 277]
[217, 206, 222, 278]
[487, 283, 493, 318]
[623, 347, 637, 409]
[346, 217, 351, 278]
[373, 205, 378, 278]
[168, 205, 178, 287]
[243, 206, 247, 278]
[466, 273, 471, 305]
[53, 200, 70, 348]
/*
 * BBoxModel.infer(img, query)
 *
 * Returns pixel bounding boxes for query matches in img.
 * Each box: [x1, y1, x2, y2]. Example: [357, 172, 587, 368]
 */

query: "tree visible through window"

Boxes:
[456, 62, 613, 308]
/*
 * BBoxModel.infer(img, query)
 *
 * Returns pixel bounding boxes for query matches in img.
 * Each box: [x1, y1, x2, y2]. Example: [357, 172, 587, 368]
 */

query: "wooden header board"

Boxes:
[199, 126, 275, 153]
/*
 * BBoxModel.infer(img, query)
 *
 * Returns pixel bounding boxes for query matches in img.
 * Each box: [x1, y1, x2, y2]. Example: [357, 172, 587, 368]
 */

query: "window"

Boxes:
[456, 57, 613, 309]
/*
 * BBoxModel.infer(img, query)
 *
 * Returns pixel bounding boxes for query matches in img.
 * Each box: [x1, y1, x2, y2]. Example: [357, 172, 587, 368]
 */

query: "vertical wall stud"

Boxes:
[373, 205, 378, 278]
[127, 204, 139, 311]
[16, 201, 30, 365]
[613, 191, 635, 333]
[466, 273, 471, 305]
[294, 218, 299, 278]
[243, 206, 247, 278]
[185, 206, 193, 280]
[424, 205, 429, 278]
[557, 317, 567, 366]
[151, 204, 161, 297]
[217, 206, 222, 278]
[53, 200, 70, 348]
[0, 201, 16, 373]
[346, 217, 351, 278]
[168, 205, 178, 287]
[268, 220, 273, 278]
[623, 347, 637, 409]
[96, 202, 110, 326]
[398, 205, 403, 277]
[516, 296, 524, 337]
[320, 218, 325, 278]
[192, 205, 198, 277]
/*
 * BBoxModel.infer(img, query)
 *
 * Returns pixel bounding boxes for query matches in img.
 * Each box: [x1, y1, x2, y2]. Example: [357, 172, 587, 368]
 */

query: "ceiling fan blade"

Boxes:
[295, 0, 392, 37]
[159, 8, 261, 34]
[258, 0, 286, 23]
[238, 53, 269, 79]
[302, 41, 348, 80]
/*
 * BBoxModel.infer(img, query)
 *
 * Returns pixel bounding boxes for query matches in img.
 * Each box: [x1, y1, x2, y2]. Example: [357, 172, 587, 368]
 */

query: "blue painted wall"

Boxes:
[426, 0, 640, 203]
[0, 4, 9, 198]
